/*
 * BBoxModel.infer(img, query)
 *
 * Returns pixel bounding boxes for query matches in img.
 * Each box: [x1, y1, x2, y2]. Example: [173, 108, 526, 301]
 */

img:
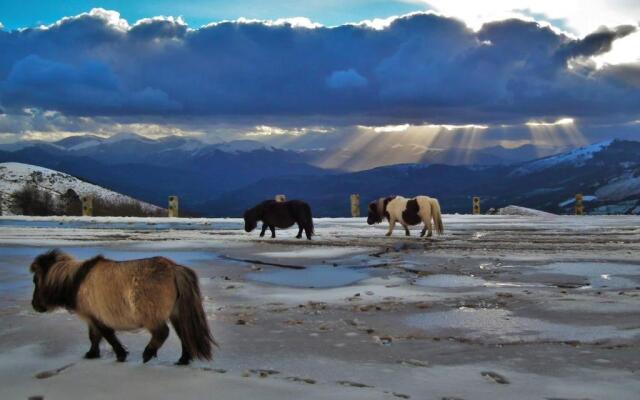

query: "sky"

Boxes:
[0, 1, 639, 151]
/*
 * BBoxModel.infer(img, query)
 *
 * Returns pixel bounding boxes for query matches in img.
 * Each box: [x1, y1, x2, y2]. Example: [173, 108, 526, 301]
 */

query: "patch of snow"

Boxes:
[67, 139, 103, 151]
[105, 132, 153, 143]
[510, 140, 613, 176]
[212, 140, 274, 153]
[595, 173, 640, 201]
[559, 195, 597, 208]
[0, 162, 162, 215]
[495, 205, 556, 217]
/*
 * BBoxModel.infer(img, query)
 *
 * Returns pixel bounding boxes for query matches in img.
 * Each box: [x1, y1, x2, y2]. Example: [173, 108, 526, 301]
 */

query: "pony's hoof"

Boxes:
[142, 348, 157, 363]
[116, 351, 129, 362]
[175, 358, 191, 366]
[84, 350, 100, 359]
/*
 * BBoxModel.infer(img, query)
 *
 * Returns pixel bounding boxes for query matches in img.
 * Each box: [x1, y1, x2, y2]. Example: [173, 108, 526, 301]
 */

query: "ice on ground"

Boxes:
[520, 262, 640, 290]
[414, 274, 486, 288]
[256, 247, 369, 259]
[407, 307, 640, 343]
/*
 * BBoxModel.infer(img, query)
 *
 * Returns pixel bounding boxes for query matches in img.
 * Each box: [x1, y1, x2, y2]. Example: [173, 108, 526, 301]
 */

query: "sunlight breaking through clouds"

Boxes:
[525, 117, 587, 155]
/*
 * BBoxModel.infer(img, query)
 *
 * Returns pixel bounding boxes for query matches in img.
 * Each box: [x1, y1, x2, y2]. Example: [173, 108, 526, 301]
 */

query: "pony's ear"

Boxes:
[30, 249, 63, 273]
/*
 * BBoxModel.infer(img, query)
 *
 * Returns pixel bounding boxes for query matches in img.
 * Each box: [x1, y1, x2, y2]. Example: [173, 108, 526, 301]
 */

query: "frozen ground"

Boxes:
[0, 215, 639, 399]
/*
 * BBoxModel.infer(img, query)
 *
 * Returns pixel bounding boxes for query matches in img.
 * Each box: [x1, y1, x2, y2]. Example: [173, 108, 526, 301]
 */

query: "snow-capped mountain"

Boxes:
[0, 162, 163, 215]
[510, 140, 614, 176]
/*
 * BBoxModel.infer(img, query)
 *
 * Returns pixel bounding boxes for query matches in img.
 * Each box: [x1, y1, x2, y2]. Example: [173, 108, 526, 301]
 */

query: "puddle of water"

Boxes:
[246, 266, 370, 288]
[522, 262, 640, 289]
[407, 308, 640, 343]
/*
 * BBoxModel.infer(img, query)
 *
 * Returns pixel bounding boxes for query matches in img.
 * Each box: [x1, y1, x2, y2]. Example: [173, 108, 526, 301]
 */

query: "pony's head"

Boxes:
[29, 249, 69, 312]
[243, 208, 258, 232]
[367, 200, 383, 225]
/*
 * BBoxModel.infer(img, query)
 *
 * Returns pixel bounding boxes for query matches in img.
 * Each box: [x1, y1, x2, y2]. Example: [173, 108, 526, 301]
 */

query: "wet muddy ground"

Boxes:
[1, 215, 639, 399]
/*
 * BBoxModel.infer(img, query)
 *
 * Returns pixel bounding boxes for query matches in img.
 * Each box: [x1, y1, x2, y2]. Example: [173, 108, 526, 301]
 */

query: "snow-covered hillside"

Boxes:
[510, 140, 613, 176]
[0, 162, 162, 215]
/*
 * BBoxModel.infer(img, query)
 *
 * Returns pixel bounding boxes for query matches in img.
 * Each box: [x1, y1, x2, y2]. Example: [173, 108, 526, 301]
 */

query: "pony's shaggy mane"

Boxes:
[35, 250, 106, 310]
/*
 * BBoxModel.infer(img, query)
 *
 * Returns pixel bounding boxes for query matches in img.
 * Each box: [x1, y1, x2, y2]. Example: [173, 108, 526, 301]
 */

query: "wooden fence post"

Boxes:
[81, 195, 93, 217]
[275, 194, 286, 202]
[574, 193, 584, 216]
[472, 196, 481, 215]
[350, 194, 360, 217]
[168, 196, 179, 218]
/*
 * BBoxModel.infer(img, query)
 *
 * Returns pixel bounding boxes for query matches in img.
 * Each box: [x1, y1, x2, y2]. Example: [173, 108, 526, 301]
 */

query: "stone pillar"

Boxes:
[350, 194, 360, 217]
[574, 193, 584, 216]
[472, 196, 481, 215]
[168, 196, 179, 218]
[81, 195, 93, 217]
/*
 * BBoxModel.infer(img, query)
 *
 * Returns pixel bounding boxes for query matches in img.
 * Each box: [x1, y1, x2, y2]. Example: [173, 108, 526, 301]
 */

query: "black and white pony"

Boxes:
[367, 195, 444, 237]
[244, 200, 314, 240]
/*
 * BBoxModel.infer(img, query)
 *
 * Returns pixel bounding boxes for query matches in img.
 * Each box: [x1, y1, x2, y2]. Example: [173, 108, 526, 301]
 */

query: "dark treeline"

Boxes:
[9, 185, 165, 217]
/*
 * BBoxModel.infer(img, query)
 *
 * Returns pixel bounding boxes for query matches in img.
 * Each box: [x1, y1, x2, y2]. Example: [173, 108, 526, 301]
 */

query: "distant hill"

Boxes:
[0, 134, 331, 212]
[0, 162, 163, 216]
[1, 135, 638, 216]
[203, 140, 640, 216]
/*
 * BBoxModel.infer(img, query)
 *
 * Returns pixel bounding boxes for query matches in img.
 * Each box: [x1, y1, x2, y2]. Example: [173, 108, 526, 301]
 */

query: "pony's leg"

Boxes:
[269, 225, 276, 238]
[403, 224, 410, 236]
[84, 323, 102, 359]
[304, 225, 312, 240]
[170, 316, 191, 365]
[92, 318, 128, 362]
[426, 220, 433, 237]
[385, 219, 396, 236]
[142, 323, 170, 363]
[296, 224, 303, 239]
[259, 224, 267, 237]
[420, 225, 427, 237]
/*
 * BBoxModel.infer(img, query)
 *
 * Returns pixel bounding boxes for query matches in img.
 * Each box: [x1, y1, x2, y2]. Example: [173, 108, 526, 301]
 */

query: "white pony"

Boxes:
[367, 195, 444, 237]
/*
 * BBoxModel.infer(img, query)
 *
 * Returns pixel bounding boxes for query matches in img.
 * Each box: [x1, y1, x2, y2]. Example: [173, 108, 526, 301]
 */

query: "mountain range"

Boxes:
[0, 134, 638, 216]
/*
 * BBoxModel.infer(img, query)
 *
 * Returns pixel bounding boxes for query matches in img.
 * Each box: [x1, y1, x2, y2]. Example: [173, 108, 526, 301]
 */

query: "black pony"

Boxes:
[244, 200, 314, 240]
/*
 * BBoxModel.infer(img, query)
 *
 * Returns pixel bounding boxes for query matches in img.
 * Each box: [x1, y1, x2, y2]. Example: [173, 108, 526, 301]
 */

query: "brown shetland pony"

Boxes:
[29, 250, 216, 365]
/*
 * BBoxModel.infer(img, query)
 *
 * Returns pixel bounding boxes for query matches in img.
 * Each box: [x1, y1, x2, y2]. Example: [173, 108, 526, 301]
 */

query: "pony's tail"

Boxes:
[304, 203, 315, 235]
[173, 266, 217, 360]
[430, 198, 444, 235]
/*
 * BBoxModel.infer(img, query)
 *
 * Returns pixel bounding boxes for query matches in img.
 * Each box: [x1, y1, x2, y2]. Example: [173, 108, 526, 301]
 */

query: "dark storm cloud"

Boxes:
[0, 9, 638, 123]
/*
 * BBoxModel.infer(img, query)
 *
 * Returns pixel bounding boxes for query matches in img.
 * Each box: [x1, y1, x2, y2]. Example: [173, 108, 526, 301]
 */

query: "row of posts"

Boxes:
[77, 193, 586, 218]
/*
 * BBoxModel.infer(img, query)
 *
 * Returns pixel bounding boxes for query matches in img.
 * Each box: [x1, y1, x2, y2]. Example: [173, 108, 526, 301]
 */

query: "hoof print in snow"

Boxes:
[249, 369, 280, 378]
[337, 380, 373, 388]
[392, 392, 411, 399]
[286, 376, 316, 384]
[481, 371, 510, 384]
[397, 359, 428, 367]
[34, 363, 74, 380]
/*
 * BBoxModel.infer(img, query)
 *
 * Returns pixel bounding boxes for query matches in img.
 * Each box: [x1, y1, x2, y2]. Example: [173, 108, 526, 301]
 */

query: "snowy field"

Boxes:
[1, 215, 639, 399]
